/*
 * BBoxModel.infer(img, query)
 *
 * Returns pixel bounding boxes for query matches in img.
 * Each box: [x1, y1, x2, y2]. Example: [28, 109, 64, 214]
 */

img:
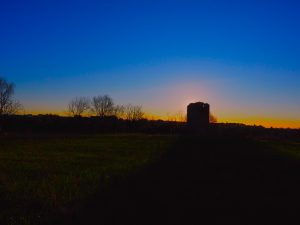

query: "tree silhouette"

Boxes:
[124, 104, 144, 121]
[67, 97, 90, 117]
[112, 104, 125, 119]
[209, 113, 218, 123]
[91, 95, 114, 117]
[0, 77, 23, 115]
[167, 111, 186, 122]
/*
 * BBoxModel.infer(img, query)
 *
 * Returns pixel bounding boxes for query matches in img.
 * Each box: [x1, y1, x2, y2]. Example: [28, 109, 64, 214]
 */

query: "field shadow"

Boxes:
[59, 136, 300, 225]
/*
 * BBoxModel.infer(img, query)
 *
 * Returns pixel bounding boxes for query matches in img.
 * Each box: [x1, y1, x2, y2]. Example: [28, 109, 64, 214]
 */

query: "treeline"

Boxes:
[0, 77, 209, 122]
[0, 114, 186, 134]
[67, 95, 144, 121]
[0, 77, 146, 121]
[1, 77, 299, 139]
[1, 114, 299, 141]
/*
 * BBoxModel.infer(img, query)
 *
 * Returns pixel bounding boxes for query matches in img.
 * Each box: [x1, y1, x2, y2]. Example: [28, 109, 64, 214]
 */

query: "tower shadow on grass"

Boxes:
[59, 135, 300, 225]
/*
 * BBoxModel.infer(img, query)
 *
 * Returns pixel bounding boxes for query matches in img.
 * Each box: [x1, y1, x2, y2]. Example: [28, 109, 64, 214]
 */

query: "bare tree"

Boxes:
[174, 111, 186, 122]
[91, 95, 114, 117]
[166, 111, 186, 122]
[0, 77, 23, 115]
[67, 97, 90, 117]
[124, 104, 144, 121]
[209, 113, 218, 123]
[112, 104, 125, 119]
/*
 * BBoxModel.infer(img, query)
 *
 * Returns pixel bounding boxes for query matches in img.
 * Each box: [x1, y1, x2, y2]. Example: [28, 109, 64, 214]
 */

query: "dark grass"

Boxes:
[62, 136, 300, 225]
[1, 134, 300, 225]
[0, 134, 175, 225]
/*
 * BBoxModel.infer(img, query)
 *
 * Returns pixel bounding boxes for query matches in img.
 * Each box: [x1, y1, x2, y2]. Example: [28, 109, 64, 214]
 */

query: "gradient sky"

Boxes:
[1, 0, 300, 128]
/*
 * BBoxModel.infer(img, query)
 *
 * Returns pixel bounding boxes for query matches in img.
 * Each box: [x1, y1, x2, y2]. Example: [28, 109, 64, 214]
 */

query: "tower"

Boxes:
[187, 102, 210, 132]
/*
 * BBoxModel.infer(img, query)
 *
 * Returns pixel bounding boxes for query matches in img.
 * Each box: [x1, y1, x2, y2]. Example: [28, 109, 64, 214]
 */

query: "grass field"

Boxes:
[0, 134, 175, 225]
[1, 134, 300, 225]
[261, 139, 300, 158]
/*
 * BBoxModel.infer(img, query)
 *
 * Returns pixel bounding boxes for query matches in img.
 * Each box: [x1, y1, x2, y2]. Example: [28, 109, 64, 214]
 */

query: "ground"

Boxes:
[0, 134, 300, 225]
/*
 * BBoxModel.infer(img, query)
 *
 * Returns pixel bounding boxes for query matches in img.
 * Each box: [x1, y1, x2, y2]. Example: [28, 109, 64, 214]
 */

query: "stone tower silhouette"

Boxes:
[187, 102, 210, 132]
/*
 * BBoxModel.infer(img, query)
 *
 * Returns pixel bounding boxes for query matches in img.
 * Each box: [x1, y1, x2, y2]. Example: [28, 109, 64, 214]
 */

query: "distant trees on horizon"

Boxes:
[67, 97, 90, 117]
[0, 77, 217, 123]
[67, 95, 145, 121]
[91, 95, 114, 117]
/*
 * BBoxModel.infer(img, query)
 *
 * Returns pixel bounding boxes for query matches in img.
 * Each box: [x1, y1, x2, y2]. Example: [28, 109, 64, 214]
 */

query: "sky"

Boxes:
[1, 0, 300, 128]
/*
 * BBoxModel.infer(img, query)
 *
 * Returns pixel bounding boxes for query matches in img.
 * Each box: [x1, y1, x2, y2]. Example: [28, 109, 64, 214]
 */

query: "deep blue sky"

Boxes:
[1, 0, 300, 127]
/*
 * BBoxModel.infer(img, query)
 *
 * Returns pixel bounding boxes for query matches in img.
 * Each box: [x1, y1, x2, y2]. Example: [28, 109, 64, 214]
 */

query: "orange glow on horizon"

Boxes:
[145, 110, 300, 128]
[218, 117, 300, 129]
[24, 108, 300, 129]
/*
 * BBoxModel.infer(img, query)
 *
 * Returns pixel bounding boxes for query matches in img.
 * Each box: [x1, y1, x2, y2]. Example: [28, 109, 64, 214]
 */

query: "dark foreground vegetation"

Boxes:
[1, 114, 300, 139]
[0, 131, 300, 225]
[0, 114, 186, 134]
[0, 134, 174, 224]
[64, 135, 300, 225]
[0, 109, 299, 225]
